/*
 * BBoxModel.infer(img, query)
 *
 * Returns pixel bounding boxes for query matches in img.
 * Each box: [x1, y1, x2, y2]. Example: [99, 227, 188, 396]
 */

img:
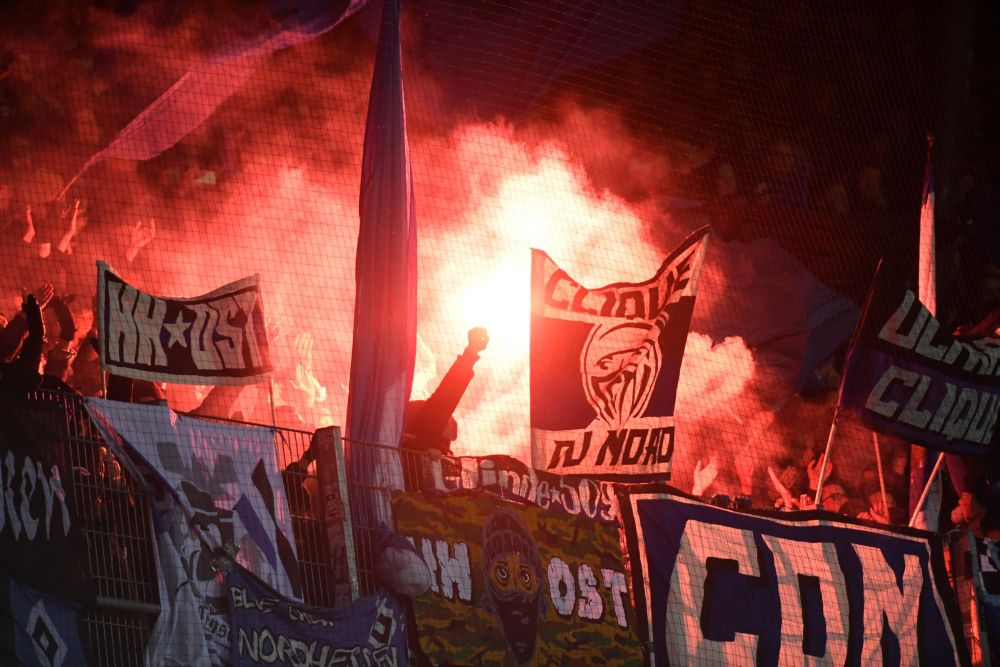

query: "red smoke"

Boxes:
[0, 2, 890, 510]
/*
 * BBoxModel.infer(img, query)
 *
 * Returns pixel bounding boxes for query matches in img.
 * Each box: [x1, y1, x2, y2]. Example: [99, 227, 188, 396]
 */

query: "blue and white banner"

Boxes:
[530, 227, 709, 478]
[85, 399, 300, 667]
[976, 538, 1000, 664]
[0, 575, 89, 667]
[227, 565, 406, 667]
[617, 485, 968, 666]
[841, 269, 1000, 457]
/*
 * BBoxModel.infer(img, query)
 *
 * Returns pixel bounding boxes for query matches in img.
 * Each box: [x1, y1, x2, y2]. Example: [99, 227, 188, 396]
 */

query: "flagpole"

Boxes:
[909, 452, 945, 528]
[815, 258, 883, 509]
[814, 408, 840, 508]
[268, 379, 278, 431]
[872, 431, 889, 520]
[911, 133, 940, 530]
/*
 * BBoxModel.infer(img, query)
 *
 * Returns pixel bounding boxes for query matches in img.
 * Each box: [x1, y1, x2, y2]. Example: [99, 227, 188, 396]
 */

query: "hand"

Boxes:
[126, 218, 156, 263]
[807, 455, 832, 491]
[57, 199, 84, 254]
[692, 456, 719, 496]
[950, 492, 986, 533]
[863, 501, 889, 524]
[291, 332, 326, 407]
[767, 465, 796, 510]
[466, 327, 489, 354]
[22, 205, 35, 244]
[23, 283, 54, 310]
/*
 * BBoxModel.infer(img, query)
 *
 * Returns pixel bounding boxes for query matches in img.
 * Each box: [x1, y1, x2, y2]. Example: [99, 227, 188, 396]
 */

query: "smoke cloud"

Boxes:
[0, 1, 893, 509]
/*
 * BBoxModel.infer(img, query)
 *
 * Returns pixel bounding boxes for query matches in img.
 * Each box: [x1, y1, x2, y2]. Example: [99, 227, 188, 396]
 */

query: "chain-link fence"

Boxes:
[22, 390, 341, 665]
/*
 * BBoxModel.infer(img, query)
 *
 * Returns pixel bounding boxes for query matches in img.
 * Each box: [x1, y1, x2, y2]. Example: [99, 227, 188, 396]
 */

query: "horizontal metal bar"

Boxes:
[94, 596, 161, 616]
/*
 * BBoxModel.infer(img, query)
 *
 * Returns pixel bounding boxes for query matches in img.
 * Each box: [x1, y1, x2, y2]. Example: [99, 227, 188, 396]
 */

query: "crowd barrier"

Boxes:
[15, 390, 992, 666]
[25, 390, 347, 666]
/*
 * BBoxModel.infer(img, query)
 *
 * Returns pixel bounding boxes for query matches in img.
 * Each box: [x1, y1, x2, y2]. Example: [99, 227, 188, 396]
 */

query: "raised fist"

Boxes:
[466, 327, 489, 354]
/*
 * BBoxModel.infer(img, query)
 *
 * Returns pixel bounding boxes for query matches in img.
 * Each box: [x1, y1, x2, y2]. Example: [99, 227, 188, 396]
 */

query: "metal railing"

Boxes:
[20, 390, 343, 666]
[340, 437, 427, 596]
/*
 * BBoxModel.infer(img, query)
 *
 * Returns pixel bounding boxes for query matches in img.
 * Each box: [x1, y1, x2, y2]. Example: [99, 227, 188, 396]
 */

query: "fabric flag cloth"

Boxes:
[63, 0, 367, 194]
[839, 268, 1000, 458]
[0, 574, 90, 667]
[345, 0, 417, 528]
[977, 538, 1000, 664]
[0, 404, 91, 603]
[912, 135, 940, 529]
[226, 564, 407, 667]
[393, 491, 643, 666]
[84, 399, 300, 667]
[702, 236, 860, 395]
[616, 484, 969, 667]
[420, 452, 620, 523]
[664, 203, 863, 397]
[96, 261, 272, 386]
[530, 227, 709, 478]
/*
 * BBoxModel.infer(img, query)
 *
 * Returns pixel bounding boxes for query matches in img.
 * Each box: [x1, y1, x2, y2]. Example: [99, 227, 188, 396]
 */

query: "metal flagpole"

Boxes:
[909, 452, 944, 528]
[910, 134, 941, 530]
[813, 407, 839, 509]
[268, 379, 278, 430]
[872, 432, 889, 520]
[815, 259, 884, 509]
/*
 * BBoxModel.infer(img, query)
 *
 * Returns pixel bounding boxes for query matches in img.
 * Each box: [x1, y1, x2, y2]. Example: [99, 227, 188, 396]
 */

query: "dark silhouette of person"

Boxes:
[401, 327, 488, 489]
[481, 508, 545, 666]
[0, 294, 44, 394]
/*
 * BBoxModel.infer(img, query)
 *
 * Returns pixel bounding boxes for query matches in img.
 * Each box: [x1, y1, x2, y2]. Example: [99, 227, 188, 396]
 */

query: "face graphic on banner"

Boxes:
[481, 509, 545, 666]
[583, 311, 666, 431]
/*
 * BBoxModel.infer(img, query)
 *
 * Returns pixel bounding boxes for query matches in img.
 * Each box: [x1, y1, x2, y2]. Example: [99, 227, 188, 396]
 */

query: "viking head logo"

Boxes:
[481, 509, 544, 666]
[582, 311, 668, 430]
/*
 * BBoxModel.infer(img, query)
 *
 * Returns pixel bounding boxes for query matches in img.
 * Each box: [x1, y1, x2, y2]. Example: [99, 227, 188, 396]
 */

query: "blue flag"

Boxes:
[1, 575, 89, 667]
[346, 0, 416, 524]
[227, 565, 407, 667]
[840, 269, 1000, 458]
[706, 236, 860, 395]
[617, 485, 969, 667]
[63, 0, 367, 194]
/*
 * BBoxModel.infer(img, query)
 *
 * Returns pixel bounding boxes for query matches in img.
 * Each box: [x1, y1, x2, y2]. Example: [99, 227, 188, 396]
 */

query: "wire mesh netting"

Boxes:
[1, 0, 999, 663]
[1, 0, 991, 520]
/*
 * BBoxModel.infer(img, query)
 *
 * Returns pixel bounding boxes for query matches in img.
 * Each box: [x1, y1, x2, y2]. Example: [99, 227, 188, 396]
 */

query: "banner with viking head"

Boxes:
[97, 261, 272, 385]
[530, 227, 709, 478]
[393, 491, 643, 666]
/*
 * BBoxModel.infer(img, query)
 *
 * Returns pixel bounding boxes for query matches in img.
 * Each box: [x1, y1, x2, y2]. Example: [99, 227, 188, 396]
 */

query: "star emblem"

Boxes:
[164, 311, 192, 349]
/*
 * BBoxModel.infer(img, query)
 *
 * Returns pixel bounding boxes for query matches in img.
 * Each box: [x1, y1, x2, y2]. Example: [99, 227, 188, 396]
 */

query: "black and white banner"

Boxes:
[530, 227, 708, 478]
[841, 269, 1000, 457]
[97, 261, 272, 385]
[0, 405, 89, 601]
[85, 398, 299, 667]
[618, 485, 968, 666]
